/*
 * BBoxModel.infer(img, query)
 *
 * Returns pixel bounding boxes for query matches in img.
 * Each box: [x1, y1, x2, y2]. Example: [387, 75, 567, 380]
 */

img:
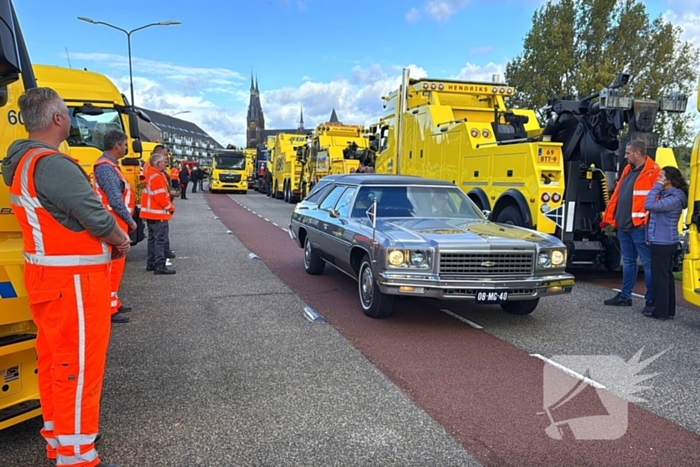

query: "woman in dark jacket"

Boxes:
[643, 166, 688, 320]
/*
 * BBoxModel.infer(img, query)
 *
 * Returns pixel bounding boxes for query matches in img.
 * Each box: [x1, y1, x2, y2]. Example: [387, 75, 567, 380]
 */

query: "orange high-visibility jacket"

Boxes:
[140, 164, 174, 221]
[10, 148, 112, 267]
[93, 156, 135, 231]
[170, 167, 180, 181]
[602, 156, 660, 229]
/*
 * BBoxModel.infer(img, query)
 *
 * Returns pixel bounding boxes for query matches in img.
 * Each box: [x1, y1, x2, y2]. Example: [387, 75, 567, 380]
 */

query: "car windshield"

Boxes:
[67, 107, 123, 150]
[351, 185, 483, 219]
[214, 155, 245, 169]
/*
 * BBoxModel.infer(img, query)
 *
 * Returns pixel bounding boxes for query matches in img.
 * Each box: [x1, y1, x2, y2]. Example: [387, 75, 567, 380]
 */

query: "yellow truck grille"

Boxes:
[439, 252, 534, 276]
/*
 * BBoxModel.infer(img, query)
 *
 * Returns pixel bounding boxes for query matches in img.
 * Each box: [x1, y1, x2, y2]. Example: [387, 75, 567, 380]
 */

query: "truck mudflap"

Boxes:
[0, 341, 41, 430]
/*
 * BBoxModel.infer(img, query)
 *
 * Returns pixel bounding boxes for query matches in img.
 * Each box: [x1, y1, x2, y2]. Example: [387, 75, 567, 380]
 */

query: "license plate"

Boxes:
[476, 291, 508, 304]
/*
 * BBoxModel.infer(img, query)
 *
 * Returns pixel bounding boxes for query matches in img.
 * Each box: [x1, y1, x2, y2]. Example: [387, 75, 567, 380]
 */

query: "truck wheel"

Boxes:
[496, 206, 524, 226]
[304, 237, 325, 275]
[500, 299, 539, 315]
[275, 181, 283, 199]
[358, 254, 394, 319]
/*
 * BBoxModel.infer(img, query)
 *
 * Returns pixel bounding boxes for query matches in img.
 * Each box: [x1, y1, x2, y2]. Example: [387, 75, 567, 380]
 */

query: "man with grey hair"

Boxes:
[2, 87, 129, 467]
[140, 146, 177, 274]
[94, 129, 137, 324]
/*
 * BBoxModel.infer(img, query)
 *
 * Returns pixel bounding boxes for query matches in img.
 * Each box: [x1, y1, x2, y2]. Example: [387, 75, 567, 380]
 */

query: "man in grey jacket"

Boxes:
[2, 87, 128, 467]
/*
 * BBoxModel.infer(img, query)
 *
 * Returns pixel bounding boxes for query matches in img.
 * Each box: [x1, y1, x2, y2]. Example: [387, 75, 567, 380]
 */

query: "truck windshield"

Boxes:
[67, 107, 123, 150]
[214, 155, 245, 170]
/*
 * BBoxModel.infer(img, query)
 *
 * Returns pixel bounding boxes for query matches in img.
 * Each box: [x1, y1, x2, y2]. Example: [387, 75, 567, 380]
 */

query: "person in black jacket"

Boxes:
[179, 164, 190, 199]
[190, 166, 200, 193]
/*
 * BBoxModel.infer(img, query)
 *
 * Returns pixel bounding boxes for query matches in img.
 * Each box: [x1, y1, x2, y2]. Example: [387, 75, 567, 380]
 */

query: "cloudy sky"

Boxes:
[16, 0, 700, 147]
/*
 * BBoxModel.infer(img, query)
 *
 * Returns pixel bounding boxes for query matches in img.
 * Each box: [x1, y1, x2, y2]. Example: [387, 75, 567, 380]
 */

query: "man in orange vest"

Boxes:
[601, 139, 660, 311]
[2, 87, 130, 467]
[94, 130, 137, 324]
[169, 163, 180, 191]
[141, 150, 177, 274]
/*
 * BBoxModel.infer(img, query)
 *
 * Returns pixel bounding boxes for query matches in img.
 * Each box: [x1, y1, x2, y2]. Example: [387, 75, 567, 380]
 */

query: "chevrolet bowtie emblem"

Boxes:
[481, 261, 496, 267]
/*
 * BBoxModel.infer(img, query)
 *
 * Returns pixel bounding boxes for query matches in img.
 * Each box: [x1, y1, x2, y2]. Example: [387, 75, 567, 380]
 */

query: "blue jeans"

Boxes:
[617, 228, 652, 302]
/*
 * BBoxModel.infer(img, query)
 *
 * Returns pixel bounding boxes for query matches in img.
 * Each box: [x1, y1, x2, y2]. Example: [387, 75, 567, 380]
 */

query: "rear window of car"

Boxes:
[305, 182, 333, 203]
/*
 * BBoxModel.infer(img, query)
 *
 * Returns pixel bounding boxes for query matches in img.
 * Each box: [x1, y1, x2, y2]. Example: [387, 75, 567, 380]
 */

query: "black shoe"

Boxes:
[95, 432, 102, 444]
[146, 265, 155, 272]
[154, 267, 176, 275]
[604, 293, 632, 306]
[644, 313, 670, 321]
[641, 302, 655, 315]
[166, 250, 176, 259]
[111, 312, 131, 323]
[117, 305, 132, 313]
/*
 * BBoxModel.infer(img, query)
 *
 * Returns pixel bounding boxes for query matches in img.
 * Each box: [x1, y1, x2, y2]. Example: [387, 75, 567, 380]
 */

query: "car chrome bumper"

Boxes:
[376, 272, 575, 300]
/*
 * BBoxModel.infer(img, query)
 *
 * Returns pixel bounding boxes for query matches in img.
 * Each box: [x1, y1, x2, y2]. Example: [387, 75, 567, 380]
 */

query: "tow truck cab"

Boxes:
[209, 150, 248, 194]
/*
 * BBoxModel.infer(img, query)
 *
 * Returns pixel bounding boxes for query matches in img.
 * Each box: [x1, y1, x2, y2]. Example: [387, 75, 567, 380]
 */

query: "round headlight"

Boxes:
[388, 250, 405, 266]
[409, 250, 427, 266]
[537, 251, 551, 267]
[541, 203, 551, 213]
[551, 250, 565, 266]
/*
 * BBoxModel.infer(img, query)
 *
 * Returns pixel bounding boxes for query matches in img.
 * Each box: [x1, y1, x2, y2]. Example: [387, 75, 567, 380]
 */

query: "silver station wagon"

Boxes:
[288, 175, 574, 318]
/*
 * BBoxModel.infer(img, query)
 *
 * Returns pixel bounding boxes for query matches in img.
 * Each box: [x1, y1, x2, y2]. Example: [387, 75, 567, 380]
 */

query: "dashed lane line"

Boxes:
[530, 354, 606, 389]
[439, 309, 483, 329]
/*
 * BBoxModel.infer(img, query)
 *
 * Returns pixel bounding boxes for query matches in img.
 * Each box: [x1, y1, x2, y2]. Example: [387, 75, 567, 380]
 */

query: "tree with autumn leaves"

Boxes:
[505, 0, 699, 159]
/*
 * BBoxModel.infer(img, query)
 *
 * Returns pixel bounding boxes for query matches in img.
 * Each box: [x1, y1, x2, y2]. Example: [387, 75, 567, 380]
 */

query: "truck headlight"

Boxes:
[551, 250, 566, 266]
[388, 249, 405, 266]
[537, 251, 551, 268]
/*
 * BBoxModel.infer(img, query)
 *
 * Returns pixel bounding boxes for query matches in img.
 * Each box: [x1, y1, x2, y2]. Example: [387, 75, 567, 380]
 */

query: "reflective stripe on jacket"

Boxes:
[602, 156, 660, 229]
[93, 157, 135, 230]
[9, 148, 111, 267]
[140, 164, 174, 220]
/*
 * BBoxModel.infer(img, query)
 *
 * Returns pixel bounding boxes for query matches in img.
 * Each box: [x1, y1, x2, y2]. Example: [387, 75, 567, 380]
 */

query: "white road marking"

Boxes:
[439, 309, 483, 329]
[530, 354, 606, 389]
[272, 222, 279, 227]
[264, 218, 270, 222]
[282, 228, 288, 232]
[248, 253, 259, 260]
[612, 288, 645, 299]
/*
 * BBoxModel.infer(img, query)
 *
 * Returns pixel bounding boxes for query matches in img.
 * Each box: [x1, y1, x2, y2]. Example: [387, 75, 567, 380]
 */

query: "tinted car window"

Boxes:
[334, 187, 357, 218]
[305, 182, 333, 203]
[319, 186, 346, 211]
[351, 185, 482, 218]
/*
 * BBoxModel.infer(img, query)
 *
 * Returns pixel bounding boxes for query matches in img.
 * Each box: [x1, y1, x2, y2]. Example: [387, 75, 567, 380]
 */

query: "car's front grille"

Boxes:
[443, 288, 536, 297]
[220, 174, 241, 183]
[439, 252, 534, 276]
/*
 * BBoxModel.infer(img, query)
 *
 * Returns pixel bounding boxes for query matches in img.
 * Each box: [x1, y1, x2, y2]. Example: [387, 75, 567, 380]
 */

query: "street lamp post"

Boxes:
[77, 17, 180, 108]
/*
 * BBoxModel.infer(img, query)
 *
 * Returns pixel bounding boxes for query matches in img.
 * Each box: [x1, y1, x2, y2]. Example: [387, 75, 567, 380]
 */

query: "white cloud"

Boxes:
[453, 61, 505, 83]
[425, 0, 471, 22]
[662, 10, 700, 47]
[406, 7, 421, 22]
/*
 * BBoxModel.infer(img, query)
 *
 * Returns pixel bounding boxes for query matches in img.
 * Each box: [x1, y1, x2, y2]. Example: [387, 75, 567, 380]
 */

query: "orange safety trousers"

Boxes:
[109, 217, 128, 315]
[26, 262, 111, 467]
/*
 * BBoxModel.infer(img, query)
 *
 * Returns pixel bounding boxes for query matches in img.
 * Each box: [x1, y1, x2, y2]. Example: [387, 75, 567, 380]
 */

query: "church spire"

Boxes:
[255, 75, 259, 93]
[298, 106, 304, 130]
[250, 69, 254, 91]
[329, 108, 339, 123]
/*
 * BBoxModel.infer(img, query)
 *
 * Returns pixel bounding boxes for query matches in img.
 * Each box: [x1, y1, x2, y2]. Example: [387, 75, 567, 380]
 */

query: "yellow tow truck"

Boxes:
[270, 133, 306, 202]
[296, 117, 369, 199]
[372, 69, 686, 269]
[683, 74, 700, 306]
[209, 149, 248, 193]
[243, 148, 256, 190]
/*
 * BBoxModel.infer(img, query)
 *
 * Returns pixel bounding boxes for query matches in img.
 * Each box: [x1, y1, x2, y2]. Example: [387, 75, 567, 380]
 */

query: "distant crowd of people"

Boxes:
[168, 162, 207, 199]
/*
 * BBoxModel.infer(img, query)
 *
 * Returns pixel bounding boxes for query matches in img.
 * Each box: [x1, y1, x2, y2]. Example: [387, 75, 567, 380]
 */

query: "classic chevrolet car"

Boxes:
[288, 175, 574, 318]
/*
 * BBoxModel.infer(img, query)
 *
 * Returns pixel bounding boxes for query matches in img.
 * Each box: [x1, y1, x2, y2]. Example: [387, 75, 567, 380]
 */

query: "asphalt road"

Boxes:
[0, 189, 478, 467]
[223, 189, 700, 465]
